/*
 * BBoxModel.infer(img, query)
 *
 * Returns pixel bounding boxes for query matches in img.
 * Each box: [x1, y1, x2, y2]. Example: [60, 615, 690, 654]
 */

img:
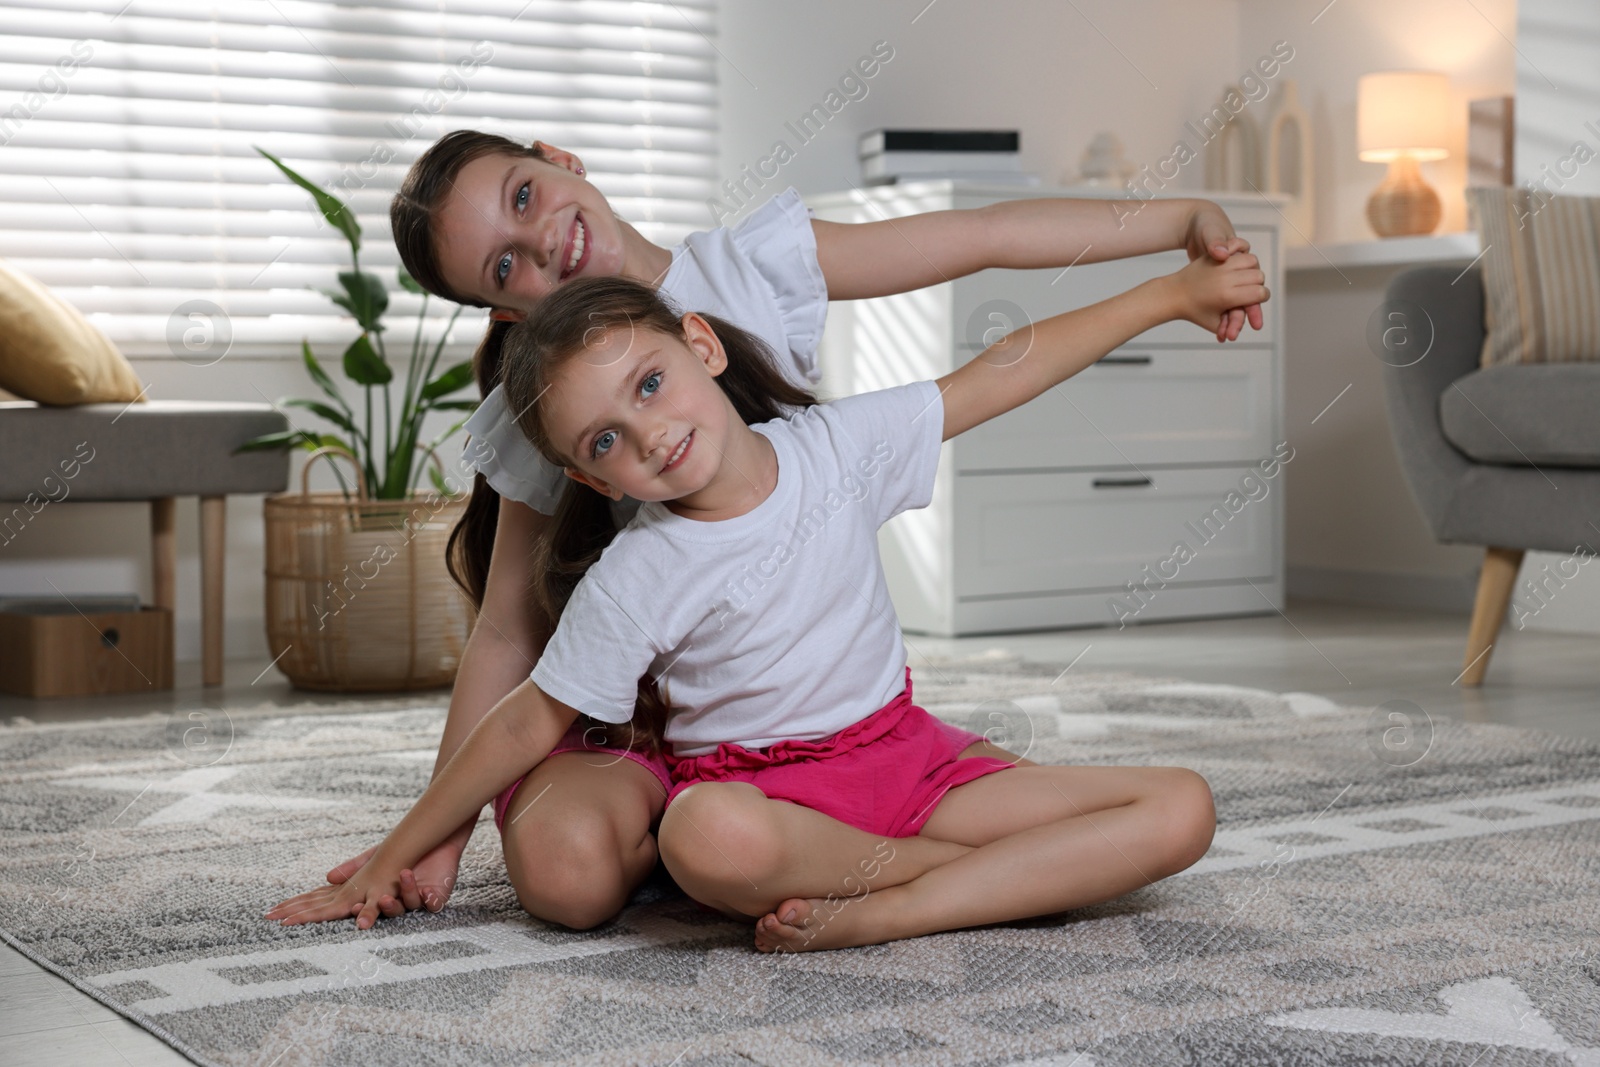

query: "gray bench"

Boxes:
[0, 399, 289, 686]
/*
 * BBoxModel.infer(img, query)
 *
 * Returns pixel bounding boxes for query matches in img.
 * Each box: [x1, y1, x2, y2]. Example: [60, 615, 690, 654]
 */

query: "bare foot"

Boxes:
[753, 890, 893, 952]
[754, 896, 830, 952]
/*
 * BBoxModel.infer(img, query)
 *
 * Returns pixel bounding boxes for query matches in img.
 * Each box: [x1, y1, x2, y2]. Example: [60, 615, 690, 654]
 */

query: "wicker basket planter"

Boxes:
[264, 448, 470, 691]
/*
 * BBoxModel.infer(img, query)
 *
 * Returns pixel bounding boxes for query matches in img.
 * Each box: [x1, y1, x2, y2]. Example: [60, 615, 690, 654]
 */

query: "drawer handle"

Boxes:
[1096, 355, 1153, 366]
[1091, 476, 1152, 489]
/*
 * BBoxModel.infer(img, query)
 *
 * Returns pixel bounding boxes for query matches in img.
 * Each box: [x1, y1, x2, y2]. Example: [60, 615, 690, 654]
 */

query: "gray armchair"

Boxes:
[1380, 264, 1600, 685]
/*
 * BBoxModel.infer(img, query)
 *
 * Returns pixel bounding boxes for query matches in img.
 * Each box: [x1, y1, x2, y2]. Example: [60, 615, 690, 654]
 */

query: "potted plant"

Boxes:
[239, 148, 476, 692]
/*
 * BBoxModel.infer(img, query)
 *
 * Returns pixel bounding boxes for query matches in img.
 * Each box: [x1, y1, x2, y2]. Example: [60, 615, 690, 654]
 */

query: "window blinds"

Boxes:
[0, 0, 719, 357]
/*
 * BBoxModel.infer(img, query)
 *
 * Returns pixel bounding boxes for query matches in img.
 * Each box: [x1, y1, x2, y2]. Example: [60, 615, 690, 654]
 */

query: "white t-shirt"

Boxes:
[529, 380, 946, 758]
[460, 187, 829, 518]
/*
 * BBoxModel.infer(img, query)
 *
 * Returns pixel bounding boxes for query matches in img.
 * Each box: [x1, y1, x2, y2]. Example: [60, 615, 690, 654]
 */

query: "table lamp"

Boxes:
[1358, 70, 1451, 237]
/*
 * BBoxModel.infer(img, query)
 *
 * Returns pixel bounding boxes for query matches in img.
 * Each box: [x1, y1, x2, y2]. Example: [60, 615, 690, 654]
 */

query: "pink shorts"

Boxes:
[492, 720, 674, 833]
[662, 666, 1016, 838]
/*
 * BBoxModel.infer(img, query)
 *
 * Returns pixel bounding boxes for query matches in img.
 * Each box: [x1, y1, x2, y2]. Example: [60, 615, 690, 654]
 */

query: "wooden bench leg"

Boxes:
[200, 495, 225, 687]
[151, 498, 176, 612]
[1461, 545, 1523, 687]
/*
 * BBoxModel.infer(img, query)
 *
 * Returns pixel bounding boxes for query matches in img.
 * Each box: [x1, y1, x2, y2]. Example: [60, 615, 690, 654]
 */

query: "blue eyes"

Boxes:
[591, 373, 663, 459]
[495, 184, 532, 286]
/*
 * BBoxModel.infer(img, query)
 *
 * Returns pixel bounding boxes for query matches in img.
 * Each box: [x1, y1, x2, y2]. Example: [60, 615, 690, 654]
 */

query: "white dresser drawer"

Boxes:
[814, 182, 1283, 636]
[953, 346, 1274, 471]
[950, 467, 1278, 600]
[951, 225, 1277, 347]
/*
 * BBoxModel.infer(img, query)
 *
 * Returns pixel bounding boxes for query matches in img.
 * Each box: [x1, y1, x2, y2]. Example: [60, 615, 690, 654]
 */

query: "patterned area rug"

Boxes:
[4, 650, 1600, 1066]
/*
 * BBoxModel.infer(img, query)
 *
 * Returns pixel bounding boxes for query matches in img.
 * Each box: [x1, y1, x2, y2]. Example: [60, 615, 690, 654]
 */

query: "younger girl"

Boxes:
[270, 244, 1268, 950]
[325, 130, 1263, 930]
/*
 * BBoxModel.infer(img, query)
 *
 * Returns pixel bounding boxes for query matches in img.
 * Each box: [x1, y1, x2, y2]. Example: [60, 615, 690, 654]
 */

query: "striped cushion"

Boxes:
[1465, 187, 1600, 366]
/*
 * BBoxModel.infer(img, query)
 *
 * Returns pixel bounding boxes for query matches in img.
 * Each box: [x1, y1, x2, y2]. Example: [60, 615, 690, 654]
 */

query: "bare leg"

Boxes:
[754, 765, 1215, 952]
[657, 781, 977, 921]
[501, 751, 667, 929]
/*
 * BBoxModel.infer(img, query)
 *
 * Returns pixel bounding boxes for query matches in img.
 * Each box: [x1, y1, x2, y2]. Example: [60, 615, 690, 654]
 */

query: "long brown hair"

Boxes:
[444, 319, 514, 614]
[389, 131, 548, 611]
[502, 275, 817, 756]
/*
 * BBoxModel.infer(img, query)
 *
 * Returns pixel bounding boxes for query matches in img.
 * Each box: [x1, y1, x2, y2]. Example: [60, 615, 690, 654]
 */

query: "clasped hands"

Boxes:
[1183, 203, 1268, 342]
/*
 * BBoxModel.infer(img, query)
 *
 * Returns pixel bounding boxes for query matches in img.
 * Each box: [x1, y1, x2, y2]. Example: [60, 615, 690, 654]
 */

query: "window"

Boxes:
[0, 0, 718, 358]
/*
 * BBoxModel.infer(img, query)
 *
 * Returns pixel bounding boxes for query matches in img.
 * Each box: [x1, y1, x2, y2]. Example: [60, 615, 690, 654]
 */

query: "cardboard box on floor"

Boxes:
[0, 606, 174, 698]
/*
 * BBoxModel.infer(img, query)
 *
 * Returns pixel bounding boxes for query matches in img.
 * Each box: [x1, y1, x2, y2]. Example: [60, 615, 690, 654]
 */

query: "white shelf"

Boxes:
[1285, 232, 1481, 272]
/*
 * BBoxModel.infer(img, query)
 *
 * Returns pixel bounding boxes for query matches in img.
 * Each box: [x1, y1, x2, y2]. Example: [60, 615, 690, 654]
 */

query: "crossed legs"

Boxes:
[656, 742, 1214, 952]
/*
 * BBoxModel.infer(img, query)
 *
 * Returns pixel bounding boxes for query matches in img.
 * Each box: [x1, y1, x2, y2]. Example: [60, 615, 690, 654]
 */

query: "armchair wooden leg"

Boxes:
[200, 495, 225, 687]
[1461, 546, 1524, 687]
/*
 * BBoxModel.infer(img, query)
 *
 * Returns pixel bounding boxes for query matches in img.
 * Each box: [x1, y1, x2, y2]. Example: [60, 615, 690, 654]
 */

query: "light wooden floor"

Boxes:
[2, 598, 1595, 1067]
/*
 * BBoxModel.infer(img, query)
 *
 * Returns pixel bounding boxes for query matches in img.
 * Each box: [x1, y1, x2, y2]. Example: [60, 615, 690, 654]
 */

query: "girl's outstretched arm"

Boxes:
[812, 197, 1259, 338]
[265, 678, 580, 928]
[937, 250, 1270, 443]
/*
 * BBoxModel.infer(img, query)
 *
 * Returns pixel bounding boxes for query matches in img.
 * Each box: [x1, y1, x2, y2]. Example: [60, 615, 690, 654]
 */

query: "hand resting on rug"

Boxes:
[325, 843, 457, 915]
[264, 677, 580, 928]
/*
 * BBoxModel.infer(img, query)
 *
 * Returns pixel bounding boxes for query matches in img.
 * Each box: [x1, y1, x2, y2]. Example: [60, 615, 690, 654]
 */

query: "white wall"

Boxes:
[1515, 0, 1600, 191]
[1237, 0, 1600, 635]
[1230, 0, 1520, 616]
[1237, 0, 1518, 245]
[715, 0, 1248, 216]
[720, 0, 1516, 244]
[1277, 261, 1486, 613]
[1506, 0, 1600, 634]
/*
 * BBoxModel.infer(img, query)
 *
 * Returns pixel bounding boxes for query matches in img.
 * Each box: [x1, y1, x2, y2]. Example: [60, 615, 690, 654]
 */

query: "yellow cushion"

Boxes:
[0, 260, 145, 405]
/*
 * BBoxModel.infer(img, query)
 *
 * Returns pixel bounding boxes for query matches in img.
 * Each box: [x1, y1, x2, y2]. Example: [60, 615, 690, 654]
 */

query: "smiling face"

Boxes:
[432, 150, 627, 314]
[540, 316, 738, 506]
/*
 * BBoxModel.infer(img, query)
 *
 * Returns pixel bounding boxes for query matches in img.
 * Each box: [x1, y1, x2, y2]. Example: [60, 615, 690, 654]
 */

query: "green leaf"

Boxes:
[282, 397, 359, 434]
[425, 399, 480, 411]
[255, 146, 360, 254]
[233, 428, 315, 454]
[303, 432, 354, 453]
[419, 360, 474, 402]
[300, 341, 351, 415]
[335, 271, 389, 332]
[341, 333, 392, 385]
[428, 464, 450, 495]
[396, 269, 426, 294]
[325, 290, 387, 328]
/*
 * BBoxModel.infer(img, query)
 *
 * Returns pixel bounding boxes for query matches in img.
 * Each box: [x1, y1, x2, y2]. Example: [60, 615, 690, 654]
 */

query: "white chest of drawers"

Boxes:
[806, 180, 1286, 636]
